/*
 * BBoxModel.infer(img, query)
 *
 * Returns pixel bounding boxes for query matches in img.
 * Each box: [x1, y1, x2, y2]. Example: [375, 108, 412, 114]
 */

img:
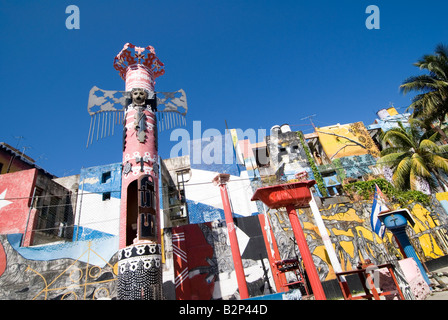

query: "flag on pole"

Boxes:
[370, 184, 387, 238]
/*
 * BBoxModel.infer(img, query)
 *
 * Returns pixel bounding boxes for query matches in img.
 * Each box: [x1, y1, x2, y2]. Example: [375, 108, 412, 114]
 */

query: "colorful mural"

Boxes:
[168, 215, 274, 300]
[1, 130, 448, 300]
[316, 122, 380, 160]
[0, 169, 36, 235]
[184, 133, 259, 224]
[74, 163, 121, 241]
[265, 194, 448, 282]
[0, 234, 118, 300]
[436, 192, 448, 216]
[322, 154, 377, 181]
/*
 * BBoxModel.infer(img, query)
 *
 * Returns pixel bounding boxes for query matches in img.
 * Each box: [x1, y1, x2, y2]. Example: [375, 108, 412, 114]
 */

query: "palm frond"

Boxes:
[410, 153, 432, 178]
[377, 152, 408, 168]
[380, 147, 406, 156]
[419, 138, 440, 152]
[436, 144, 448, 156]
[381, 127, 415, 149]
[430, 155, 448, 173]
[400, 75, 444, 94]
[392, 157, 412, 190]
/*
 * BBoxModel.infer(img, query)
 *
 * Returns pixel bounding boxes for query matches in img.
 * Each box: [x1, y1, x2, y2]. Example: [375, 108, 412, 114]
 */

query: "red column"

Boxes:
[214, 174, 249, 299]
[286, 204, 326, 300]
[258, 214, 287, 293]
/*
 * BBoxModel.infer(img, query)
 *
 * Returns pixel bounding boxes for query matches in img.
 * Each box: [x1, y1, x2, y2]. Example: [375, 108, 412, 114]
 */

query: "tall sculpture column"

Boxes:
[115, 43, 165, 300]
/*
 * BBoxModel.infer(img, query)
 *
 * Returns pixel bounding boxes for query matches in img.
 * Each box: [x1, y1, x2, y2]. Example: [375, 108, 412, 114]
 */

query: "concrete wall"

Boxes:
[316, 122, 380, 159]
[74, 163, 121, 241]
[265, 194, 448, 283]
[0, 169, 37, 235]
[0, 233, 118, 300]
[0, 144, 35, 174]
[182, 134, 258, 224]
[165, 215, 274, 300]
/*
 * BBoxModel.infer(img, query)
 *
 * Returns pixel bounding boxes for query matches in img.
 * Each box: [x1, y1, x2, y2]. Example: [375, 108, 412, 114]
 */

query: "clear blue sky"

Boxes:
[1, 1, 447, 177]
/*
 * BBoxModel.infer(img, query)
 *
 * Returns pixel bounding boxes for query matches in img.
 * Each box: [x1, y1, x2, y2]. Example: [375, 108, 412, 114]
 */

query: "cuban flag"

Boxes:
[370, 184, 387, 238]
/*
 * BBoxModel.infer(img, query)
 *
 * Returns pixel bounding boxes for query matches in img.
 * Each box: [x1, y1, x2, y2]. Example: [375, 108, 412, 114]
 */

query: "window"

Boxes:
[171, 170, 190, 220]
[177, 171, 189, 203]
[101, 171, 111, 183]
[102, 192, 111, 201]
[254, 147, 270, 167]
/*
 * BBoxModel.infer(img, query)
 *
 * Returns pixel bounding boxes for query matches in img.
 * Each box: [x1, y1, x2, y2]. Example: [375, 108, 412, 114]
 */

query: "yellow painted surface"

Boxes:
[313, 245, 336, 281]
[339, 241, 355, 260]
[356, 226, 375, 242]
[270, 193, 448, 282]
[302, 197, 448, 280]
[436, 192, 448, 202]
[387, 107, 399, 116]
[332, 228, 354, 238]
[316, 122, 380, 159]
[322, 207, 364, 223]
[409, 203, 445, 258]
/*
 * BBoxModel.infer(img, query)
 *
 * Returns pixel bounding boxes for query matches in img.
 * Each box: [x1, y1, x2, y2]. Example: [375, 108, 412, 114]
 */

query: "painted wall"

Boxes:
[74, 163, 121, 241]
[367, 107, 411, 132]
[436, 192, 448, 215]
[317, 122, 380, 160]
[265, 194, 448, 282]
[0, 144, 35, 175]
[167, 215, 274, 300]
[184, 133, 259, 224]
[0, 234, 118, 300]
[0, 169, 37, 234]
[329, 154, 377, 180]
[266, 131, 312, 181]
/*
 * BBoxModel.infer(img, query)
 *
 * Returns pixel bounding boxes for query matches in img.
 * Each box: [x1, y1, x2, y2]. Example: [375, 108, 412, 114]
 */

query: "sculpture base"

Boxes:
[117, 242, 163, 300]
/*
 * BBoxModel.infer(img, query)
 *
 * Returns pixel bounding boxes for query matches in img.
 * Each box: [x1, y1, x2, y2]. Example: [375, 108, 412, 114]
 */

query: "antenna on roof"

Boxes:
[300, 114, 317, 129]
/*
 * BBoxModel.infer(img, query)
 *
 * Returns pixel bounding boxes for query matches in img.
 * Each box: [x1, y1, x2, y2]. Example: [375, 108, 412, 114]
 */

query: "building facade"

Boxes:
[1, 108, 448, 300]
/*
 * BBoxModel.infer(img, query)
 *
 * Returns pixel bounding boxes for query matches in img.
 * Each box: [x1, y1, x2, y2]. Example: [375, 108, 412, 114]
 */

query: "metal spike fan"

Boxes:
[86, 86, 188, 147]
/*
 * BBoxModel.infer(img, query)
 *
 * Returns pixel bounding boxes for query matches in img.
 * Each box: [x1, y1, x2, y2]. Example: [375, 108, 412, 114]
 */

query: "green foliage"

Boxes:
[400, 44, 448, 127]
[343, 178, 431, 206]
[377, 119, 448, 192]
[296, 131, 329, 197]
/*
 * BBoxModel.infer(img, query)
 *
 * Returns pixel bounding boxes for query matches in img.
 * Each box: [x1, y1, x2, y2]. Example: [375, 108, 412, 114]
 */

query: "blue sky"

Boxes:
[1, 1, 447, 177]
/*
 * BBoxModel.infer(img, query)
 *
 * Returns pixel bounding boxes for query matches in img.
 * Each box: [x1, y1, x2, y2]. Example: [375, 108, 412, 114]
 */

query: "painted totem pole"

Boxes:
[86, 43, 188, 300]
[114, 44, 164, 300]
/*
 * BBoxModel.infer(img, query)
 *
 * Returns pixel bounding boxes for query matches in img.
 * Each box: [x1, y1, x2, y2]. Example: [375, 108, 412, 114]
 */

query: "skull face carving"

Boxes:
[132, 88, 148, 106]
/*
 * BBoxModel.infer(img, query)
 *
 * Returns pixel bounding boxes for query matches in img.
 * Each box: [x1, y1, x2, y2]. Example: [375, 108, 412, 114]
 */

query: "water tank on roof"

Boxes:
[280, 124, 291, 133]
[377, 109, 389, 120]
[270, 125, 281, 135]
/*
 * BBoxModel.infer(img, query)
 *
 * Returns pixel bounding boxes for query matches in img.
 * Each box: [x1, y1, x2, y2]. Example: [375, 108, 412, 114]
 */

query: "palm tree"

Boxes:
[400, 44, 448, 142]
[377, 120, 448, 192]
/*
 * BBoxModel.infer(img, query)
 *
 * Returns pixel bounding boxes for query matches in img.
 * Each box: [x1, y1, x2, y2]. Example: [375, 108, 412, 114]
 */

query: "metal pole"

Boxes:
[22, 186, 37, 246]
[215, 174, 249, 299]
[286, 204, 326, 300]
[75, 176, 85, 241]
[393, 228, 431, 285]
